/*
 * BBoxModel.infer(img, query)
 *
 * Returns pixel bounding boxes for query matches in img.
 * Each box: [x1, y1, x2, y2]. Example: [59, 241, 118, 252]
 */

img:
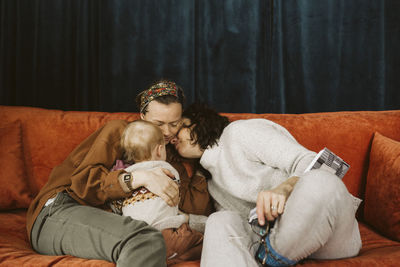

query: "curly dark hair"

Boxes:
[182, 103, 230, 150]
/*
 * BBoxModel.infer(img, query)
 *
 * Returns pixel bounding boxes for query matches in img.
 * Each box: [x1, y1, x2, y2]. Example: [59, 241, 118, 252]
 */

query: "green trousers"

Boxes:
[31, 192, 166, 267]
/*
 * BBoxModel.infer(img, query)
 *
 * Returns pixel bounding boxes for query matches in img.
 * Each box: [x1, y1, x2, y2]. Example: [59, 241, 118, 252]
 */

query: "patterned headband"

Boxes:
[140, 81, 178, 113]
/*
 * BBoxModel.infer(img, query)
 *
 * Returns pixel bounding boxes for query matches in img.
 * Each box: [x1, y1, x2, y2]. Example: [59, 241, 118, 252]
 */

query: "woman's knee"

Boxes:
[295, 169, 356, 222]
[118, 216, 166, 252]
[118, 220, 166, 266]
[299, 170, 347, 200]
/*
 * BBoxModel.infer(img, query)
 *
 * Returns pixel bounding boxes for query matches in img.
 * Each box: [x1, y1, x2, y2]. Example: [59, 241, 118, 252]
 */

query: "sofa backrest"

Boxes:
[0, 106, 139, 195]
[1, 105, 400, 200]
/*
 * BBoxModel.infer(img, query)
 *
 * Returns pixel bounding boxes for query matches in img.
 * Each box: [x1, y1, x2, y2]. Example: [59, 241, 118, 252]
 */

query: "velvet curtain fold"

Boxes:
[270, 0, 400, 113]
[1, 0, 399, 113]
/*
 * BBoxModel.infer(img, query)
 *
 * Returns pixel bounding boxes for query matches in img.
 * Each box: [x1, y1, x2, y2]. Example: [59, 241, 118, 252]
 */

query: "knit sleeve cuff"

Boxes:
[189, 214, 208, 233]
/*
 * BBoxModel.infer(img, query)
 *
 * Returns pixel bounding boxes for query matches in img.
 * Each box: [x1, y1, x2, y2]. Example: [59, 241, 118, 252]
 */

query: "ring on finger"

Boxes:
[271, 205, 277, 211]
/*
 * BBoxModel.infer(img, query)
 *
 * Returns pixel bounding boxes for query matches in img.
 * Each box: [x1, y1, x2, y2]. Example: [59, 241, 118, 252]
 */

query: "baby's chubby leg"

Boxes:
[269, 169, 362, 262]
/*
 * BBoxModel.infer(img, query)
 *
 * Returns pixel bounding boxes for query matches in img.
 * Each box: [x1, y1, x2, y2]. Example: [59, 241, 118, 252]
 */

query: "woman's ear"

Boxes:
[140, 113, 145, 120]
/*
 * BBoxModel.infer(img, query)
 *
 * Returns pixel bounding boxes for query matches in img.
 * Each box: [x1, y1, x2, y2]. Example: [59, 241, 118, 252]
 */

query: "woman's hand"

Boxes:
[256, 190, 287, 226]
[256, 176, 299, 226]
[132, 168, 179, 207]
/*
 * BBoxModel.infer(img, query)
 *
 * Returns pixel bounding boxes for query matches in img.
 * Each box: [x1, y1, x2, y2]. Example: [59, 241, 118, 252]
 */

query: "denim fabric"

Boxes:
[255, 235, 297, 266]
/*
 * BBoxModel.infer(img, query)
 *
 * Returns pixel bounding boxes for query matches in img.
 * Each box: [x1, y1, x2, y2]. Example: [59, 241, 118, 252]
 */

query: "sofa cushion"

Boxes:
[364, 132, 400, 241]
[0, 121, 33, 210]
[0, 210, 115, 266]
[1, 210, 399, 267]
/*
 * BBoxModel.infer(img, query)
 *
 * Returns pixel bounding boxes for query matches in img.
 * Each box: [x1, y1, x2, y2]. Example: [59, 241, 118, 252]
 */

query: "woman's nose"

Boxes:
[160, 125, 170, 136]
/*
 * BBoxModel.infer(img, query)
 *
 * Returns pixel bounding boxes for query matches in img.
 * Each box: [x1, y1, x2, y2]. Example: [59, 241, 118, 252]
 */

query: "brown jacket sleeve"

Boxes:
[26, 120, 132, 239]
[166, 145, 214, 216]
[178, 167, 214, 216]
[65, 120, 132, 205]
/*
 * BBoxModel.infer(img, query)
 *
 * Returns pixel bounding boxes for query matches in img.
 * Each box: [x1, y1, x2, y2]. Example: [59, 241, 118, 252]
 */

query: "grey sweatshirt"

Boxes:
[200, 119, 316, 219]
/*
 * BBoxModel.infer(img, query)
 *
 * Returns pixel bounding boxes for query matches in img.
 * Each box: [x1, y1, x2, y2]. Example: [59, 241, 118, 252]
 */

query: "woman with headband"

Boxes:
[26, 80, 213, 267]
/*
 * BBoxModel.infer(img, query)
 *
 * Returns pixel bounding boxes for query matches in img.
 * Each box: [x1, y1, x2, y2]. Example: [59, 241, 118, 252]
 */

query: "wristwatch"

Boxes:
[123, 173, 133, 191]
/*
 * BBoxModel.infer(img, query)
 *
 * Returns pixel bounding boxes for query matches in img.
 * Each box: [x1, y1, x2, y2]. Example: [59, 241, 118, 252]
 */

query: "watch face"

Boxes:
[124, 173, 131, 181]
[124, 173, 133, 190]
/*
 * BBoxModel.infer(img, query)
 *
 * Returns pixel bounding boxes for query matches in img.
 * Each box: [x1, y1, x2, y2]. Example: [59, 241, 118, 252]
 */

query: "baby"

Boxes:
[111, 120, 188, 231]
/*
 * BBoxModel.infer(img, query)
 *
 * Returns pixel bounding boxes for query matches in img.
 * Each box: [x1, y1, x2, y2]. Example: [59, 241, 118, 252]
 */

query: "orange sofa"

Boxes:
[1, 105, 400, 266]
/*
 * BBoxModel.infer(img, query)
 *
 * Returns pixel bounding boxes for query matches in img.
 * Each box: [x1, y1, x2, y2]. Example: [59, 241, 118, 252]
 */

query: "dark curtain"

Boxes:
[1, 0, 399, 113]
[269, 0, 400, 113]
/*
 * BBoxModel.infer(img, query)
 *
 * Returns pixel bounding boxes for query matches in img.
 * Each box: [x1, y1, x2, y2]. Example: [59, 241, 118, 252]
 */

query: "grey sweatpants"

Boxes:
[31, 192, 166, 267]
[201, 170, 362, 266]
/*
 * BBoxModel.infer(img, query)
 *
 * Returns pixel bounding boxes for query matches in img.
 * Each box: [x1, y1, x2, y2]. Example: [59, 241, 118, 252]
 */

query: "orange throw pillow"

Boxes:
[0, 121, 33, 209]
[364, 132, 400, 241]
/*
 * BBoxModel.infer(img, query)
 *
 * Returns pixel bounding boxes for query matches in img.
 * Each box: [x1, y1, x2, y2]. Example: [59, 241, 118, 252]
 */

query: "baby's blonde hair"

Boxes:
[121, 120, 164, 163]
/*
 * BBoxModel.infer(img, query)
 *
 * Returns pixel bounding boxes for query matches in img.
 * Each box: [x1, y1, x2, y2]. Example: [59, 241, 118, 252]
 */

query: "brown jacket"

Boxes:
[26, 120, 213, 242]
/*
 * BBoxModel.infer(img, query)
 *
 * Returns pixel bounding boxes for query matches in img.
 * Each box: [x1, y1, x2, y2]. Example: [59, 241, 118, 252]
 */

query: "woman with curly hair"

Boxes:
[172, 103, 361, 266]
